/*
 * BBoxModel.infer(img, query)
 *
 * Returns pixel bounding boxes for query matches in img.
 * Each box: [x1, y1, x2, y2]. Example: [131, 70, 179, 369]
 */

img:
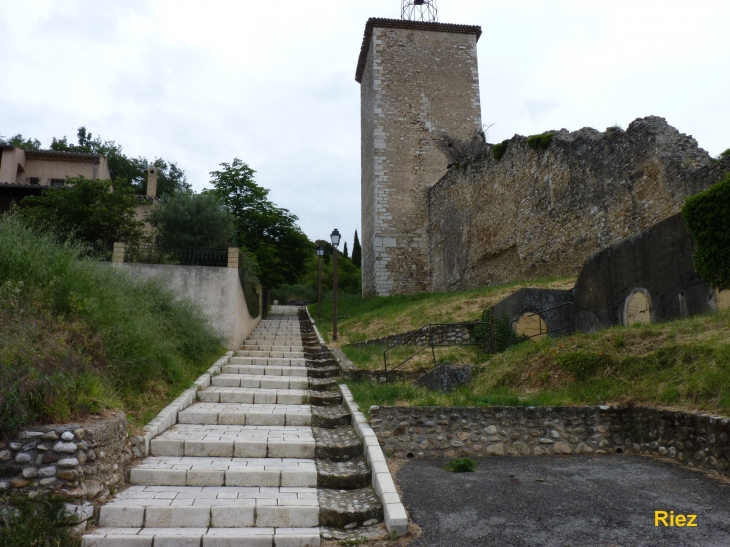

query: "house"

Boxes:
[0, 146, 111, 212]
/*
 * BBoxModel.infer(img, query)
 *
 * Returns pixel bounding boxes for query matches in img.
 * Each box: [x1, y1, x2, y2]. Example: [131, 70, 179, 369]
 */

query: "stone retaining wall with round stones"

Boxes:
[370, 405, 730, 476]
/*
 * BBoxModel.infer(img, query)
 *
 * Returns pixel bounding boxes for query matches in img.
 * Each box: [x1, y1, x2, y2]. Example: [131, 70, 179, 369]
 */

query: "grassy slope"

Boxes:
[347, 308, 730, 416]
[309, 277, 575, 345]
[0, 214, 224, 435]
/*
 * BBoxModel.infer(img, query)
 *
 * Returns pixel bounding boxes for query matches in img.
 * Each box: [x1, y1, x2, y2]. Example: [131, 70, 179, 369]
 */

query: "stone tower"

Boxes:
[357, 17, 482, 296]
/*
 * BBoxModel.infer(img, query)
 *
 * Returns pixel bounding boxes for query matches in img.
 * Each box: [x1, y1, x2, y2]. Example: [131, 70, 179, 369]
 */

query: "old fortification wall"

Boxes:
[428, 116, 730, 292]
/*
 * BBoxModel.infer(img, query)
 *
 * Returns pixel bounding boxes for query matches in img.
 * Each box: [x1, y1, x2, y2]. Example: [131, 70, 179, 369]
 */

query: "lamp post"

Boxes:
[330, 229, 341, 341]
[316, 246, 324, 320]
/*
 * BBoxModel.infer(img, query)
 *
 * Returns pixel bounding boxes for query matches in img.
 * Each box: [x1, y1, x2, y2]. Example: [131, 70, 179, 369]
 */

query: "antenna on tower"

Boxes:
[401, 0, 438, 22]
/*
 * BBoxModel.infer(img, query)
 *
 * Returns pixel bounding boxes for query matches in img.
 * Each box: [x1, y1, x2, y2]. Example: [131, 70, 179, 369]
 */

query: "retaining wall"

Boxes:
[115, 263, 261, 349]
[370, 405, 730, 476]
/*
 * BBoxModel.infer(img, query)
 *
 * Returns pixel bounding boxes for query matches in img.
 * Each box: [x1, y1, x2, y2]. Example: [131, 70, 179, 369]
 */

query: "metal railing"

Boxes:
[124, 245, 228, 267]
[383, 321, 487, 382]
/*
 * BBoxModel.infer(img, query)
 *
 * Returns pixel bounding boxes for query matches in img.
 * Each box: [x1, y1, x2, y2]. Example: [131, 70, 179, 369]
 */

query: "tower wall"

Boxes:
[358, 19, 482, 296]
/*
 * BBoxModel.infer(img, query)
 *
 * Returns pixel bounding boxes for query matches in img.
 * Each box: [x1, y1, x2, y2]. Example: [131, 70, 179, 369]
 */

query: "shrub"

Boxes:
[436, 126, 492, 166]
[682, 173, 730, 290]
[444, 457, 477, 472]
[492, 140, 508, 161]
[0, 494, 80, 547]
[0, 213, 223, 434]
[719, 149, 730, 161]
[147, 192, 235, 249]
[527, 132, 554, 151]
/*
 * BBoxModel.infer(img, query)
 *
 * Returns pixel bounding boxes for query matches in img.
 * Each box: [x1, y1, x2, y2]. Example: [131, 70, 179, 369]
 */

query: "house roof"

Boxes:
[355, 18, 482, 83]
[0, 146, 104, 163]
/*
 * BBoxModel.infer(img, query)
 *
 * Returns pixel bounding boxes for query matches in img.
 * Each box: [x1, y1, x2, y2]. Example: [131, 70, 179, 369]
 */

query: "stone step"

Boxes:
[316, 458, 372, 490]
[235, 351, 306, 359]
[211, 374, 308, 390]
[311, 406, 351, 428]
[313, 427, 363, 461]
[221, 363, 308, 375]
[308, 378, 337, 391]
[177, 403, 311, 427]
[228, 357, 307, 367]
[129, 457, 317, 488]
[306, 366, 340, 379]
[98, 486, 319, 529]
[83, 527, 321, 547]
[244, 339, 302, 346]
[318, 488, 383, 529]
[150, 425, 315, 458]
[199, 388, 308, 405]
[242, 345, 305, 352]
[308, 390, 342, 407]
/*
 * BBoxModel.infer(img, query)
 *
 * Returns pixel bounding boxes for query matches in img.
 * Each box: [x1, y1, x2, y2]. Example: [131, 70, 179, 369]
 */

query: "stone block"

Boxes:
[255, 505, 319, 528]
[150, 439, 184, 457]
[234, 440, 267, 458]
[211, 505, 255, 527]
[130, 468, 186, 486]
[185, 440, 233, 458]
[145, 506, 211, 528]
[99, 505, 145, 528]
[384, 503, 408, 538]
[268, 440, 315, 459]
[202, 528, 274, 547]
[280, 469, 317, 488]
[187, 469, 225, 486]
[225, 468, 279, 487]
[274, 527, 322, 547]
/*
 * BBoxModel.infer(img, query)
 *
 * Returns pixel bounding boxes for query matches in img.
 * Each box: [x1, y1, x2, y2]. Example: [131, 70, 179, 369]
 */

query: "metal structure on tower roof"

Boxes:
[401, 0, 438, 22]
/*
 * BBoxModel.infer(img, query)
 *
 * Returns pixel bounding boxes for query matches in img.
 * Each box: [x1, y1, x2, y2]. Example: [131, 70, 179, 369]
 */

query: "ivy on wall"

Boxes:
[682, 172, 730, 290]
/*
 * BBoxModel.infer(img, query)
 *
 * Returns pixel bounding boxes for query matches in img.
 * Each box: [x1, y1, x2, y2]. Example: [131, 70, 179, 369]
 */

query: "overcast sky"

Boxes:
[1, 0, 728, 248]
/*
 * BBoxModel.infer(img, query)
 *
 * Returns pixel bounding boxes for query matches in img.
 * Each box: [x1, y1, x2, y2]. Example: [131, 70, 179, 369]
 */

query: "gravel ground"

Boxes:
[396, 455, 730, 547]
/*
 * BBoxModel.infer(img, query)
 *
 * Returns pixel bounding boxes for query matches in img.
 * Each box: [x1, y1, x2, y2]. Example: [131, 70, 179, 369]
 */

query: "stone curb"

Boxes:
[305, 306, 326, 345]
[139, 351, 232, 457]
[340, 385, 408, 538]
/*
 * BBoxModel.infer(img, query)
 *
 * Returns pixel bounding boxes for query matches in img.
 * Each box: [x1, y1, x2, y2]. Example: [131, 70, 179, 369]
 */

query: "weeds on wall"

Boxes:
[492, 140, 508, 161]
[526, 132, 555, 151]
[682, 172, 730, 290]
[436, 125, 493, 167]
[0, 494, 80, 547]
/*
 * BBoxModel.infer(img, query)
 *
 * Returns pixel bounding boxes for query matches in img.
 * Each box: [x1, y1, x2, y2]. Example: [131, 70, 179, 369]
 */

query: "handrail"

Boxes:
[383, 321, 488, 382]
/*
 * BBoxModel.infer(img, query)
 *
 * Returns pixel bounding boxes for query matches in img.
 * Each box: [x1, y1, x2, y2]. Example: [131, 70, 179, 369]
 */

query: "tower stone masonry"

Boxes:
[357, 18, 482, 297]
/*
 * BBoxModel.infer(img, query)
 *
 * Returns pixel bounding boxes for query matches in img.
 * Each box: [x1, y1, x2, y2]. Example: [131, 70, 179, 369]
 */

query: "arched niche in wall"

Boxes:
[515, 313, 548, 341]
[716, 288, 730, 312]
[624, 289, 651, 326]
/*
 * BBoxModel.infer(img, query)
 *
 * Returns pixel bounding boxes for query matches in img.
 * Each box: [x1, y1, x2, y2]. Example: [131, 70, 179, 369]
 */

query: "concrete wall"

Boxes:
[358, 19, 482, 296]
[115, 263, 260, 349]
[428, 117, 730, 293]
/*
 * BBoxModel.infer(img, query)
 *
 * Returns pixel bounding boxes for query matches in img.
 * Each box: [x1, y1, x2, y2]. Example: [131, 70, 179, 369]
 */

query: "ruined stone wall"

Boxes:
[359, 20, 482, 296]
[371, 406, 730, 477]
[428, 117, 730, 292]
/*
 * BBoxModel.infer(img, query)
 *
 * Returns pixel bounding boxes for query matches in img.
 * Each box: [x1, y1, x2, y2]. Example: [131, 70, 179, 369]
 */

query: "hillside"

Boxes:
[346, 308, 730, 416]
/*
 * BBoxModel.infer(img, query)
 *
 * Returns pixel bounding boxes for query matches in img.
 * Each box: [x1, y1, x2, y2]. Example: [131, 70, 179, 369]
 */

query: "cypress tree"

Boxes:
[352, 230, 362, 269]
[343, 241, 349, 258]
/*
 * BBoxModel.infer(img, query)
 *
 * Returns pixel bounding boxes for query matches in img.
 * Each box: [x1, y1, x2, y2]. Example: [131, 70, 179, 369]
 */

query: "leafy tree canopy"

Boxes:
[147, 192, 235, 249]
[20, 176, 145, 252]
[206, 158, 311, 287]
[0, 134, 42, 150]
[50, 127, 190, 197]
[682, 172, 730, 290]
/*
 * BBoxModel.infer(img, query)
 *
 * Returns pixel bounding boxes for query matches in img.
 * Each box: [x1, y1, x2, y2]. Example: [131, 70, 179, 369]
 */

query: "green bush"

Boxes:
[0, 494, 80, 547]
[682, 173, 730, 290]
[0, 213, 223, 434]
[444, 457, 477, 472]
[719, 148, 730, 160]
[492, 140, 508, 161]
[527, 132, 554, 151]
[147, 192, 235, 249]
[473, 308, 520, 353]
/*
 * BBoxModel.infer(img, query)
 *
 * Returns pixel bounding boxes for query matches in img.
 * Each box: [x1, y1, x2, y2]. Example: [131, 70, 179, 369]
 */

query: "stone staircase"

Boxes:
[83, 306, 385, 546]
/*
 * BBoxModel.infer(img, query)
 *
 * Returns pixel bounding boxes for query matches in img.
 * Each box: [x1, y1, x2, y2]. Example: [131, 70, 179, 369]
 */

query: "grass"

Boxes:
[309, 276, 574, 346]
[0, 494, 80, 547]
[346, 308, 730, 416]
[444, 457, 477, 472]
[342, 344, 488, 373]
[0, 213, 224, 436]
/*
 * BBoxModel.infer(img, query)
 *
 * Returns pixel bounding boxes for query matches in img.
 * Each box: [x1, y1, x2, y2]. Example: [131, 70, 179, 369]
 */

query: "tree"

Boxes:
[352, 230, 362, 269]
[0, 134, 42, 150]
[682, 173, 730, 290]
[20, 176, 145, 252]
[147, 192, 235, 248]
[343, 241, 349, 259]
[51, 126, 191, 196]
[207, 158, 311, 287]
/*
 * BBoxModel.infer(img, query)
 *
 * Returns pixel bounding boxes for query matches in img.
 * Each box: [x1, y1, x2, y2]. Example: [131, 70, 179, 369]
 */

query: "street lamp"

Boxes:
[330, 229, 341, 341]
[316, 246, 324, 320]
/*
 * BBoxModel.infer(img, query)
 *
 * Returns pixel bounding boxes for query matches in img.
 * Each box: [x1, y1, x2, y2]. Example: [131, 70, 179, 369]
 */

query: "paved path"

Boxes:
[84, 307, 321, 546]
[397, 455, 730, 547]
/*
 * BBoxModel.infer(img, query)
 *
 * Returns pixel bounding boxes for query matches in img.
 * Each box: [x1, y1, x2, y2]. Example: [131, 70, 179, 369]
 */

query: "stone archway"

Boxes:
[515, 313, 548, 341]
[625, 290, 651, 326]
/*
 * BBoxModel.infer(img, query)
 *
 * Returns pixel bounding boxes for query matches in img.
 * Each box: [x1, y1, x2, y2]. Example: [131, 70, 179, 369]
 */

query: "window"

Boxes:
[29, 177, 40, 185]
[50, 179, 65, 187]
